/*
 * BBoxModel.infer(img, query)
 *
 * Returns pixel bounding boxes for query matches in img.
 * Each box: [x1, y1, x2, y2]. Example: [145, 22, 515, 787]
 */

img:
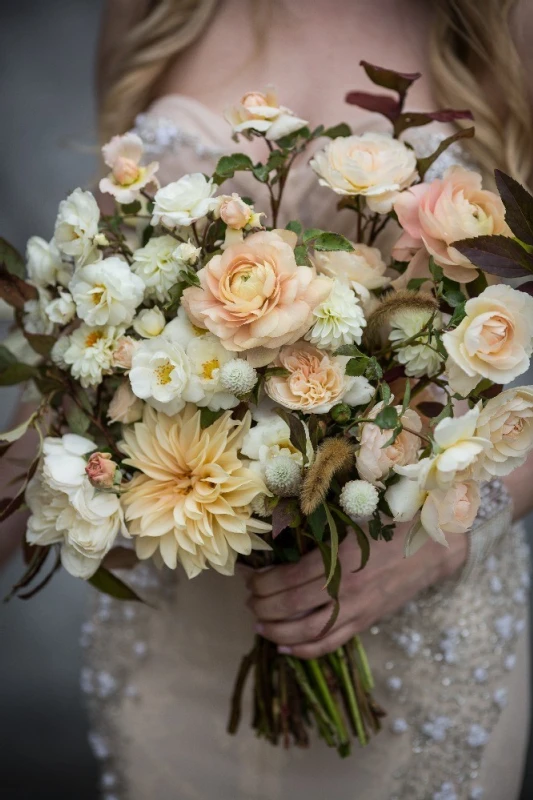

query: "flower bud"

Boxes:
[132, 307, 166, 339]
[85, 452, 118, 489]
[112, 336, 138, 369]
[330, 403, 352, 424]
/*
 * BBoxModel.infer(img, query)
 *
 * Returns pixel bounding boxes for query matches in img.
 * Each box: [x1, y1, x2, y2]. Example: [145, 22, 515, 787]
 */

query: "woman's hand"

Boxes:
[245, 525, 467, 659]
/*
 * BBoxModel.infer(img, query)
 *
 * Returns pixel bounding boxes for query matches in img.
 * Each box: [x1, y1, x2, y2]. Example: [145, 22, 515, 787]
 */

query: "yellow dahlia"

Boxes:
[120, 405, 271, 577]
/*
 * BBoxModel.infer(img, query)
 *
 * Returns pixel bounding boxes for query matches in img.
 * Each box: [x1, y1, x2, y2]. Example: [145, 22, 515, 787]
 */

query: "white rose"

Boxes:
[224, 88, 308, 141]
[25, 434, 125, 579]
[474, 386, 533, 480]
[46, 289, 76, 325]
[70, 256, 145, 327]
[305, 279, 366, 351]
[26, 236, 71, 287]
[172, 241, 201, 266]
[151, 173, 217, 228]
[63, 324, 124, 388]
[54, 188, 100, 265]
[128, 336, 204, 416]
[133, 306, 166, 338]
[132, 235, 186, 303]
[443, 285, 533, 395]
[396, 405, 489, 491]
[23, 287, 54, 335]
[310, 132, 418, 213]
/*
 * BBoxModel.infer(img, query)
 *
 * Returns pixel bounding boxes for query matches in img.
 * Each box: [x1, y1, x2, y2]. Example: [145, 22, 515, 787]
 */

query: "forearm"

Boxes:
[503, 452, 533, 522]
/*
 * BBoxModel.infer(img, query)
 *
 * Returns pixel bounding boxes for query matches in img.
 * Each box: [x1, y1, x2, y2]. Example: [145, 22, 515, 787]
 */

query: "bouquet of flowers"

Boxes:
[3, 62, 533, 757]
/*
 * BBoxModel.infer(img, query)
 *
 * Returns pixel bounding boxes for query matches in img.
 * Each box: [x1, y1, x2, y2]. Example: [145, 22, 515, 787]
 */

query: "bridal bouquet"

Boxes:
[3, 62, 533, 757]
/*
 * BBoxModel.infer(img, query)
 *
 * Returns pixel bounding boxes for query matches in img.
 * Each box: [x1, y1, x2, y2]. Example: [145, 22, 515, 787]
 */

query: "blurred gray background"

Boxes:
[0, 1, 532, 798]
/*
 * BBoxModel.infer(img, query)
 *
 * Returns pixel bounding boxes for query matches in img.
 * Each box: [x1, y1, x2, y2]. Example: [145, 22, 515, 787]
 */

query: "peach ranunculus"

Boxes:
[393, 165, 510, 283]
[310, 132, 418, 213]
[313, 243, 390, 302]
[224, 88, 308, 141]
[356, 401, 422, 487]
[443, 284, 533, 395]
[181, 230, 332, 355]
[265, 342, 374, 415]
[99, 133, 159, 205]
[474, 386, 533, 480]
[107, 380, 144, 424]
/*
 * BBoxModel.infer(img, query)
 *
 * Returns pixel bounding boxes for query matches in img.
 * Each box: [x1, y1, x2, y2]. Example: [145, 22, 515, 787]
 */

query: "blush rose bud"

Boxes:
[85, 452, 119, 489]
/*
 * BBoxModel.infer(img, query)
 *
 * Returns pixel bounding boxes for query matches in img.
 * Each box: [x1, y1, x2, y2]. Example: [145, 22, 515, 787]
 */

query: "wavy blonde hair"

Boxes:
[98, 0, 533, 183]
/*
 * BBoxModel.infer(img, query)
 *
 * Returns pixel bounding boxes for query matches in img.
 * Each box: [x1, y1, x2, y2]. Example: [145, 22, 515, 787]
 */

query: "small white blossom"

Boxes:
[389, 308, 442, 378]
[54, 188, 100, 266]
[132, 307, 166, 338]
[151, 173, 217, 228]
[131, 235, 186, 303]
[46, 289, 76, 325]
[220, 359, 258, 395]
[23, 287, 54, 334]
[306, 279, 366, 351]
[241, 411, 313, 482]
[264, 455, 302, 497]
[172, 241, 201, 266]
[63, 324, 124, 388]
[26, 236, 71, 287]
[51, 336, 71, 369]
[70, 256, 145, 327]
[340, 479, 379, 521]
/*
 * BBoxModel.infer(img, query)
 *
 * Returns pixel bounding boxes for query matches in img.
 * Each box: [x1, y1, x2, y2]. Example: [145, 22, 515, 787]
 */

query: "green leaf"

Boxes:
[0, 345, 17, 370]
[380, 382, 392, 405]
[0, 237, 25, 278]
[322, 123, 352, 139]
[330, 506, 370, 572]
[429, 257, 444, 282]
[364, 357, 383, 380]
[285, 220, 302, 236]
[407, 277, 428, 291]
[213, 153, 254, 184]
[0, 363, 38, 386]
[449, 301, 467, 327]
[323, 504, 339, 588]
[313, 232, 354, 252]
[141, 224, 154, 247]
[88, 567, 145, 603]
[65, 404, 91, 436]
[334, 344, 365, 358]
[302, 228, 325, 244]
[345, 357, 368, 377]
[23, 332, 56, 357]
[308, 504, 327, 542]
[314, 540, 341, 636]
[442, 279, 465, 308]
[294, 245, 311, 266]
[262, 366, 290, 378]
[274, 408, 310, 466]
[120, 199, 142, 215]
[401, 378, 411, 413]
[373, 405, 399, 429]
[417, 127, 475, 179]
[200, 408, 225, 429]
[275, 125, 310, 149]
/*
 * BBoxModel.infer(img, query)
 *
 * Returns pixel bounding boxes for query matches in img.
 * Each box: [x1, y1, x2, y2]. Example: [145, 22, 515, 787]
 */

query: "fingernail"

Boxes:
[255, 623, 265, 634]
[278, 646, 292, 655]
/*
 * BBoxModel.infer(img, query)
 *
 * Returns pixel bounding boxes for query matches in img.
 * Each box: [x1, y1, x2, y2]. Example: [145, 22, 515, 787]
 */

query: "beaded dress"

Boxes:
[82, 95, 531, 800]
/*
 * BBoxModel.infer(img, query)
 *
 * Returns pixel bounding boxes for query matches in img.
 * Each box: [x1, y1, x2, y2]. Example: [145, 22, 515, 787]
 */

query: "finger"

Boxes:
[281, 620, 359, 660]
[250, 548, 325, 598]
[257, 597, 359, 647]
[249, 575, 330, 622]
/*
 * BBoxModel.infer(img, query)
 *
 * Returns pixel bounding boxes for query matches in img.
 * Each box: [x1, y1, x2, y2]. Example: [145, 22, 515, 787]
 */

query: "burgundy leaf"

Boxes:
[0, 265, 37, 310]
[271, 499, 296, 539]
[344, 91, 400, 121]
[359, 61, 421, 101]
[453, 235, 533, 277]
[494, 170, 533, 246]
[416, 401, 445, 418]
[394, 108, 473, 136]
[517, 281, 533, 297]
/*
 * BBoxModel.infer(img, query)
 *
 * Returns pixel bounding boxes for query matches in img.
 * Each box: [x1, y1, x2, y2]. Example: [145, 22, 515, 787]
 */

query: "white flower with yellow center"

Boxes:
[120, 405, 272, 578]
[305, 279, 366, 351]
[63, 324, 125, 388]
[128, 336, 204, 416]
[54, 188, 100, 266]
[131, 235, 188, 303]
[389, 307, 443, 378]
[151, 173, 217, 229]
[241, 412, 313, 479]
[70, 256, 145, 327]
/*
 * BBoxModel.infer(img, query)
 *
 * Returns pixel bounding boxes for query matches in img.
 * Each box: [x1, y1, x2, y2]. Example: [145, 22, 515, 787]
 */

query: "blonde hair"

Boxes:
[98, 0, 533, 184]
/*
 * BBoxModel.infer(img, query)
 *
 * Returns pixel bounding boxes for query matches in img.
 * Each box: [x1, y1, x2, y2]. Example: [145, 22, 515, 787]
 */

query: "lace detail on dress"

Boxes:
[133, 112, 225, 161]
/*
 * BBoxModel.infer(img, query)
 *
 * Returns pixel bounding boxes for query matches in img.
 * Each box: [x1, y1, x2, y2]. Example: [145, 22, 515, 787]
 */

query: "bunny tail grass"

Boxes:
[363, 290, 438, 351]
[300, 438, 355, 516]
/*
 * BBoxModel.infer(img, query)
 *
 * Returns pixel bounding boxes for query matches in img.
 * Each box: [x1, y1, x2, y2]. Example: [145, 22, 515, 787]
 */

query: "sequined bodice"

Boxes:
[82, 97, 530, 800]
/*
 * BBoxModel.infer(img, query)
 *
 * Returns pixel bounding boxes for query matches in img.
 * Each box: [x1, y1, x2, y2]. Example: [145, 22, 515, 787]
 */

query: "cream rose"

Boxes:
[420, 481, 480, 547]
[474, 386, 533, 479]
[99, 132, 159, 205]
[356, 402, 422, 487]
[225, 87, 308, 141]
[443, 285, 533, 395]
[182, 230, 332, 354]
[265, 342, 374, 414]
[310, 132, 418, 213]
[393, 166, 510, 283]
[313, 243, 390, 302]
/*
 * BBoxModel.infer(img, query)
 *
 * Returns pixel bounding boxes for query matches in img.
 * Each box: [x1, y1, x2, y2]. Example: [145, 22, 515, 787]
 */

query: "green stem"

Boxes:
[336, 647, 367, 746]
[285, 657, 338, 739]
[307, 659, 349, 750]
[354, 635, 374, 692]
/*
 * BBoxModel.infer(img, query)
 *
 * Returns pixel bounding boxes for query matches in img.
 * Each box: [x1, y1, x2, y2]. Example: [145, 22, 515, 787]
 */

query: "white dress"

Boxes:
[82, 95, 531, 800]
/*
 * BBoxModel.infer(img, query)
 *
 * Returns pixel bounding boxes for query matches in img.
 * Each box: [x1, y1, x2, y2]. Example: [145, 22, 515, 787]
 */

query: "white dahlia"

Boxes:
[120, 405, 271, 577]
[305, 279, 366, 351]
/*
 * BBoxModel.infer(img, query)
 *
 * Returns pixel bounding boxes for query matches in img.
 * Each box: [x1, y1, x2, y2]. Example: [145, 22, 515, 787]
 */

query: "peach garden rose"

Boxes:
[393, 165, 510, 283]
[182, 230, 332, 355]
[474, 386, 533, 479]
[356, 401, 422, 487]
